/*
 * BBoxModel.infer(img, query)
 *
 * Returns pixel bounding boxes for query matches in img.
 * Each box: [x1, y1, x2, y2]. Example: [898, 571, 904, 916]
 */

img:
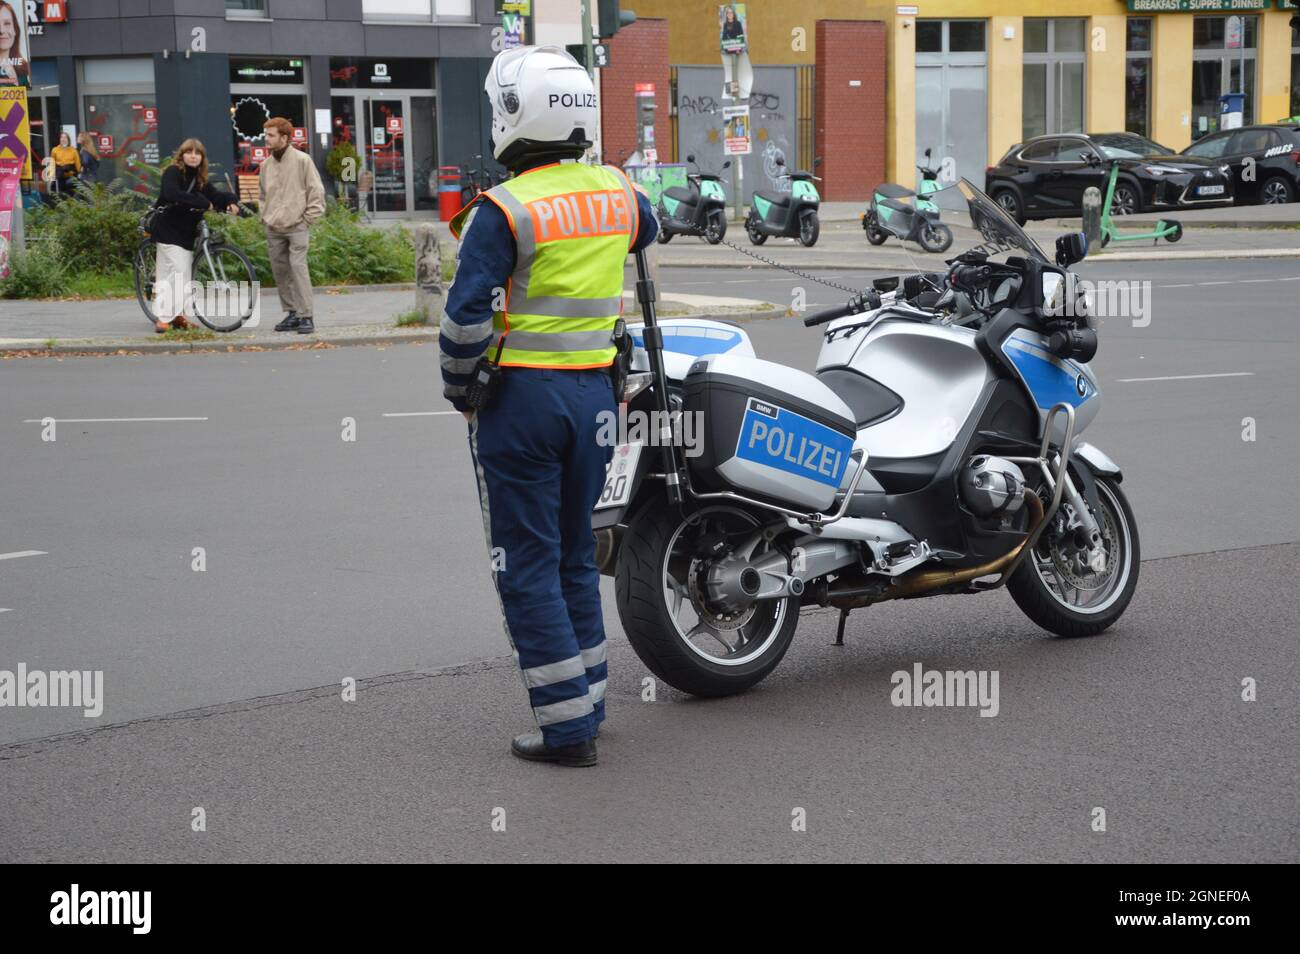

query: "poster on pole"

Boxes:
[718, 4, 753, 100]
[501, 12, 525, 50]
[723, 104, 751, 156]
[719, 4, 748, 55]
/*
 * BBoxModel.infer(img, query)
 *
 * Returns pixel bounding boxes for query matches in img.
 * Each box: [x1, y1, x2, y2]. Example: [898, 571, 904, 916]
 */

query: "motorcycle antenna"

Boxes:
[633, 247, 683, 507]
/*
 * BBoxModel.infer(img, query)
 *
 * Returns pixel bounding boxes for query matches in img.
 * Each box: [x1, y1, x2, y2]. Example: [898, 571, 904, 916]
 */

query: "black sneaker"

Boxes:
[296, 317, 315, 334]
[274, 312, 299, 332]
[510, 731, 597, 767]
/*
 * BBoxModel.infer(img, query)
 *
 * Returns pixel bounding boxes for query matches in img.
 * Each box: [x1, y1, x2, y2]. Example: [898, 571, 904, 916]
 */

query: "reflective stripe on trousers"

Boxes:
[465, 366, 616, 747]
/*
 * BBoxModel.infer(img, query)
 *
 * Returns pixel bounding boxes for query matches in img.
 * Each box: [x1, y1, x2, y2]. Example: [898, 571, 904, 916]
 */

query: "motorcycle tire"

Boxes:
[1007, 477, 1140, 638]
[705, 210, 727, 244]
[919, 222, 953, 254]
[656, 227, 672, 244]
[865, 224, 888, 246]
[615, 500, 799, 698]
[746, 216, 768, 246]
[798, 211, 820, 247]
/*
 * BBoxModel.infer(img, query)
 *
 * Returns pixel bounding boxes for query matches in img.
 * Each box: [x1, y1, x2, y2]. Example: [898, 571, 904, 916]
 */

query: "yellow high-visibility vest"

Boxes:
[450, 161, 638, 369]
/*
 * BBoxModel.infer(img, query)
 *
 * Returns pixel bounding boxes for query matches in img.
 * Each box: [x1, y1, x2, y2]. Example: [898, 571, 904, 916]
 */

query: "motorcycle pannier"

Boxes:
[682, 354, 857, 512]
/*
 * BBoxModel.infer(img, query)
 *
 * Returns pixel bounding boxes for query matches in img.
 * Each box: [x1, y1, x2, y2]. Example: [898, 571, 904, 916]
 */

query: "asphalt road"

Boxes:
[1, 258, 1297, 862]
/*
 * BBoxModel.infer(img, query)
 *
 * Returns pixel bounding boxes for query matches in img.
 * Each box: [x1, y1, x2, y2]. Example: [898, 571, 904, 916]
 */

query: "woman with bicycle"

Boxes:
[148, 138, 239, 332]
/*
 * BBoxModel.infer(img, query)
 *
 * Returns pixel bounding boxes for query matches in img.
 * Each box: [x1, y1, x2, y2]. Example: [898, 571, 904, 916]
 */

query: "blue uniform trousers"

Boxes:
[467, 367, 617, 747]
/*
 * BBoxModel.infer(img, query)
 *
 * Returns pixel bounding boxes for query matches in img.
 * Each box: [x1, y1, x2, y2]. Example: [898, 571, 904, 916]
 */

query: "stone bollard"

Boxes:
[1081, 187, 1102, 247]
[414, 224, 444, 324]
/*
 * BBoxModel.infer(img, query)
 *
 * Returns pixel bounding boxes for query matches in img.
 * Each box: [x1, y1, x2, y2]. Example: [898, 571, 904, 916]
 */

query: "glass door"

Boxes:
[410, 96, 438, 213]
[364, 97, 408, 214]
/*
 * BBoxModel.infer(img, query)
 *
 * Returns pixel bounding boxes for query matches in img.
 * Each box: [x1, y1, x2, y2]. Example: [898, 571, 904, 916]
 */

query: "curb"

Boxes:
[0, 309, 785, 357]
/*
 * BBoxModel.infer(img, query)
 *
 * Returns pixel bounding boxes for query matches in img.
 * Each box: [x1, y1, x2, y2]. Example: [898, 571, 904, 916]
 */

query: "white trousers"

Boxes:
[153, 242, 194, 320]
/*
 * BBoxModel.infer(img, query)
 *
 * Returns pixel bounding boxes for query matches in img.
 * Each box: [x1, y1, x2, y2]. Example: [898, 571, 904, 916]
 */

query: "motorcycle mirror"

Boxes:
[924, 148, 932, 160]
[813, 157, 823, 167]
[1055, 231, 1089, 267]
[687, 153, 696, 163]
[722, 160, 732, 169]
[775, 156, 786, 167]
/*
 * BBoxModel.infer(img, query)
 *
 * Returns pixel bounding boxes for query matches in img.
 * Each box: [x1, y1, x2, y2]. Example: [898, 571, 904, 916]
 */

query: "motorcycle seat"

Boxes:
[663, 186, 696, 204]
[876, 183, 916, 200]
[754, 190, 790, 207]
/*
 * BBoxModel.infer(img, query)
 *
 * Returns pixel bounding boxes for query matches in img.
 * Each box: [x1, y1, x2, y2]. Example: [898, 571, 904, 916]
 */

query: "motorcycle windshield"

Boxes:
[957, 178, 1048, 264]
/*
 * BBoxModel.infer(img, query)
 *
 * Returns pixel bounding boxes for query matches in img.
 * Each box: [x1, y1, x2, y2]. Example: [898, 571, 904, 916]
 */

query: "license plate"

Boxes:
[1197, 185, 1224, 196]
[595, 442, 642, 511]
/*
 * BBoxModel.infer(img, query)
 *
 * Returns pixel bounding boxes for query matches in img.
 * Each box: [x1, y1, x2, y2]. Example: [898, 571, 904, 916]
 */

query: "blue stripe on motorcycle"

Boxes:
[1003, 337, 1094, 409]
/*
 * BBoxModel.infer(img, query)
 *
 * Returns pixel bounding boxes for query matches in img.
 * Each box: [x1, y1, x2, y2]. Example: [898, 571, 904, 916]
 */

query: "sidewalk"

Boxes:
[0, 284, 780, 356]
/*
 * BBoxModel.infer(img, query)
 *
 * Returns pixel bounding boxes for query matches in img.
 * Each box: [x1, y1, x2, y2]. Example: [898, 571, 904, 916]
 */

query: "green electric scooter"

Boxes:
[1098, 161, 1182, 248]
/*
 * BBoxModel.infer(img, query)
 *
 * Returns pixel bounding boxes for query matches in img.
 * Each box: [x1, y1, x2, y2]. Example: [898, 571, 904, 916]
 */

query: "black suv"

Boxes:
[1180, 124, 1300, 205]
[985, 132, 1235, 223]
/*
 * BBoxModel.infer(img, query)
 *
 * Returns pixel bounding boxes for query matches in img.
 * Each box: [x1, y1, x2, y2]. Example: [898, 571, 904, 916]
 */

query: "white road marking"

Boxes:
[0, 550, 47, 561]
[1159, 283, 1195, 288]
[1117, 372, 1254, 383]
[382, 411, 462, 417]
[1236, 279, 1275, 284]
[1197, 281, 1232, 286]
[22, 417, 207, 424]
[0, 609, 10, 614]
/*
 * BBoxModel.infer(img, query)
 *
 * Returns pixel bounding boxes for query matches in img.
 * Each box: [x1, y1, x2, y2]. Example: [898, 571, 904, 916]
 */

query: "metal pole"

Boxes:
[633, 247, 682, 506]
[581, 2, 595, 79]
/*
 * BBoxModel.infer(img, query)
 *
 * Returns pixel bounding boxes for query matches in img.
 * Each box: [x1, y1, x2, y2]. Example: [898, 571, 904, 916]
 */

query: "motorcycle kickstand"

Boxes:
[835, 608, 850, 646]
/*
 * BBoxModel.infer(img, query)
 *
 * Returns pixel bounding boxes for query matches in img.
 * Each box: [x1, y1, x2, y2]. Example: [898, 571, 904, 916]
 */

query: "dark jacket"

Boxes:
[150, 165, 236, 251]
[79, 149, 101, 184]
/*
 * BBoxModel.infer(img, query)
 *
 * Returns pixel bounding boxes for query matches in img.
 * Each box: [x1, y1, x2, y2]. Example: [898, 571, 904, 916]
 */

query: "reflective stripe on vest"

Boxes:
[480, 162, 638, 369]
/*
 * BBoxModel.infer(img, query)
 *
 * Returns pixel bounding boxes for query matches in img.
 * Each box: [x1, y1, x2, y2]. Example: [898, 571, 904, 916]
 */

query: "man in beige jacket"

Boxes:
[260, 117, 326, 333]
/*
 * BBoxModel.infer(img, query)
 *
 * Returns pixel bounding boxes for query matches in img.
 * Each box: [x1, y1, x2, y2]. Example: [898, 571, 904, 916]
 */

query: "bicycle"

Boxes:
[134, 204, 259, 332]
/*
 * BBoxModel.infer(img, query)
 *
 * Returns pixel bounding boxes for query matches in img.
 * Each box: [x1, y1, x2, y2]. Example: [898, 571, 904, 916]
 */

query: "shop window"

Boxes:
[1191, 15, 1257, 137]
[1126, 18, 1152, 139]
[1022, 20, 1086, 141]
[1291, 23, 1299, 117]
[83, 94, 159, 195]
[361, 0, 470, 20]
[230, 92, 310, 173]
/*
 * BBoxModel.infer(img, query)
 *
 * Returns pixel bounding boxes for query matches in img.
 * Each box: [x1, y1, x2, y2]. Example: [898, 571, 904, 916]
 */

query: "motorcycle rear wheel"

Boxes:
[616, 501, 799, 697]
[745, 215, 768, 245]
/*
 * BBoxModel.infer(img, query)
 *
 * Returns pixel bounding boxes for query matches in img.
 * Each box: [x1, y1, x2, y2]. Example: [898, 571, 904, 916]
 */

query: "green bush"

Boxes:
[33, 184, 149, 275]
[1, 243, 68, 298]
[209, 198, 414, 287]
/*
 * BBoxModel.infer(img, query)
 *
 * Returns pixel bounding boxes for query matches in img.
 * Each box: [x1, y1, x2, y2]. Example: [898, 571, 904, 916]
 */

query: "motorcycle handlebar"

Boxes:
[803, 289, 881, 327]
[951, 264, 992, 290]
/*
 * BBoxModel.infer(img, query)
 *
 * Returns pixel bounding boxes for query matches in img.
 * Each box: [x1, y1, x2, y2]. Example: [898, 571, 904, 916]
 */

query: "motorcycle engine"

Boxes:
[960, 455, 1026, 517]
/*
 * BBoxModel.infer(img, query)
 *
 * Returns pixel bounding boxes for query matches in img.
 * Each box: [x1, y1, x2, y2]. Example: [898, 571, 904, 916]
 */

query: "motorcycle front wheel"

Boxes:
[615, 501, 799, 697]
[705, 209, 727, 244]
[918, 222, 953, 253]
[798, 211, 820, 247]
[1008, 477, 1140, 638]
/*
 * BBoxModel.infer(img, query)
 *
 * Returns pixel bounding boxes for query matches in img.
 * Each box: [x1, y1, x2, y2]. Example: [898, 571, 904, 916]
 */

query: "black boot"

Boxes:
[510, 731, 597, 767]
[274, 312, 299, 332]
[296, 316, 315, 334]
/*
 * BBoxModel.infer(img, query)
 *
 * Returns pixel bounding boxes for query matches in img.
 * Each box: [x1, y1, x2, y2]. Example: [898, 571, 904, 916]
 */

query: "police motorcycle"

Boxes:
[656, 154, 731, 245]
[745, 156, 822, 247]
[594, 178, 1138, 697]
[863, 147, 954, 253]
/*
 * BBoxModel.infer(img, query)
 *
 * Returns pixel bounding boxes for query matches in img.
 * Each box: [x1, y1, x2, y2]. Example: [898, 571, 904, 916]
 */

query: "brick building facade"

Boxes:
[600, 19, 671, 166]
[816, 21, 887, 201]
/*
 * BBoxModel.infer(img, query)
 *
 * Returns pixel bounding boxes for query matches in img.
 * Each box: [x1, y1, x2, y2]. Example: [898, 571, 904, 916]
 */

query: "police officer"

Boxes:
[441, 46, 658, 767]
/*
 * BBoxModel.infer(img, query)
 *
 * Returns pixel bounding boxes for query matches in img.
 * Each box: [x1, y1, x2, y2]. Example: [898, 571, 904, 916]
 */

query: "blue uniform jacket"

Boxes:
[440, 174, 660, 411]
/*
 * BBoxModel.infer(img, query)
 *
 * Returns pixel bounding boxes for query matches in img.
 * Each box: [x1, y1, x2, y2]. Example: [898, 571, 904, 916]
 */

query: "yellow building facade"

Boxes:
[630, 0, 1299, 184]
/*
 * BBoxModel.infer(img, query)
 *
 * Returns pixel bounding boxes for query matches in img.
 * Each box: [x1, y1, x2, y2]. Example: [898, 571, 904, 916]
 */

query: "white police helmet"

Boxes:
[486, 46, 596, 167]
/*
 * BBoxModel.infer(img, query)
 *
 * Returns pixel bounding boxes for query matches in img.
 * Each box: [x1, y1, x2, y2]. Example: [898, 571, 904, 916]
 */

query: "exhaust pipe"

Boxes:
[595, 527, 622, 577]
[828, 492, 1045, 609]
